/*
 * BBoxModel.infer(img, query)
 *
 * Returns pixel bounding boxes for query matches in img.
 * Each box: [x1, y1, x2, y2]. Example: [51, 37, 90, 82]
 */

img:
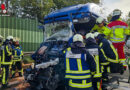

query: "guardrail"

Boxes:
[23, 52, 34, 56]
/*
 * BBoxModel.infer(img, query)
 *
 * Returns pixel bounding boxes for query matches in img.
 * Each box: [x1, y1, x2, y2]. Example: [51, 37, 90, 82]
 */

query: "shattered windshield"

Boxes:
[44, 21, 72, 41]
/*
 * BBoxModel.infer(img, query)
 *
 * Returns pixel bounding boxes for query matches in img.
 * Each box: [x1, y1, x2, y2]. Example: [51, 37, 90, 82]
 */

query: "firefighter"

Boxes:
[64, 34, 96, 90]
[104, 9, 130, 70]
[11, 40, 23, 77]
[0, 35, 4, 78]
[85, 33, 107, 90]
[90, 17, 109, 34]
[94, 32, 120, 83]
[1, 36, 13, 88]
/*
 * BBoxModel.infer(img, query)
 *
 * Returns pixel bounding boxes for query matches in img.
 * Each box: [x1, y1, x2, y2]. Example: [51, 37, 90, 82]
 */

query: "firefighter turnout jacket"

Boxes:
[91, 24, 110, 34]
[104, 19, 130, 64]
[1, 44, 12, 65]
[11, 46, 23, 77]
[64, 46, 96, 89]
[104, 19, 130, 42]
[12, 46, 23, 61]
[97, 35, 119, 64]
[85, 38, 107, 78]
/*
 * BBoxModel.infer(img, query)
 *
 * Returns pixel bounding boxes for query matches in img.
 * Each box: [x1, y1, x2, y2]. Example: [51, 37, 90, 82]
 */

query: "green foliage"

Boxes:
[10, 0, 56, 19]
[10, 0, 99, 20]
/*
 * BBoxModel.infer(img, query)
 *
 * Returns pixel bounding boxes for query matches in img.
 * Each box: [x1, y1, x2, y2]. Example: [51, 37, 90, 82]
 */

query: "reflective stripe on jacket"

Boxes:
[87, 48, 102, 78]
[69, 79, 92, 88]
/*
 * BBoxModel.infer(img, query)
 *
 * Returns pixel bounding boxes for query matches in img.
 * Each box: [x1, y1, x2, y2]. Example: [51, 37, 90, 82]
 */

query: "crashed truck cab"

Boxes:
[24, 3, 106, 90]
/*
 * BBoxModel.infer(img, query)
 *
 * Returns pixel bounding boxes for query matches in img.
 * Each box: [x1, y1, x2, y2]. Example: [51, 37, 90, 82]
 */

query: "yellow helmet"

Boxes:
[112, 9, 121, 16]
[85, 33, 94, 39]
[73, 34, 83, 42]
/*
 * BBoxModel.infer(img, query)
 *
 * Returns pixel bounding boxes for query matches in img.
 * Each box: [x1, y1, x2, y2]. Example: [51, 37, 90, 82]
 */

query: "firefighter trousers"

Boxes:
[112, 42, 125, 62]
[12, 61, 23, 76]
[102, 65, 110, 82]
[2, 65, 10, 85]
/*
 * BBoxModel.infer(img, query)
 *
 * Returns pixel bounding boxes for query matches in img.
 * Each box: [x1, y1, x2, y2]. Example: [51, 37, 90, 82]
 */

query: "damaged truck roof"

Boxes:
[44, 3, 103, 24]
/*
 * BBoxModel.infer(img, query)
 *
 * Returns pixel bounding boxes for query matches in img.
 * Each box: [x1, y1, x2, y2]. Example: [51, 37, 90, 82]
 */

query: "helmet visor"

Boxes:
[112, 10, 121, 16]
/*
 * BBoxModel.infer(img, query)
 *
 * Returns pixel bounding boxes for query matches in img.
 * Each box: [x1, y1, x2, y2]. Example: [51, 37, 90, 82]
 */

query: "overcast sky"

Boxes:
[103, 0, 130, 17]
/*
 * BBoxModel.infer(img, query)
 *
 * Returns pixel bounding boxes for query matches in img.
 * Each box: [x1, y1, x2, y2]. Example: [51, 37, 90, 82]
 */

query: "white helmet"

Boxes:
[112, 9, 121, 16]
[94, 32, 100, 37]
[73, 34, 83, 42]
[85, 33, 94, 39]
[96, 17, 104, 24]
[7, 36, 13, 40]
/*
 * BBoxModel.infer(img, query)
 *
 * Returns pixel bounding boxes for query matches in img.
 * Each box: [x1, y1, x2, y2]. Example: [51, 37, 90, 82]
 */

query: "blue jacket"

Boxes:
[64, 42, 96, 80]
[13, 46, 23, 56]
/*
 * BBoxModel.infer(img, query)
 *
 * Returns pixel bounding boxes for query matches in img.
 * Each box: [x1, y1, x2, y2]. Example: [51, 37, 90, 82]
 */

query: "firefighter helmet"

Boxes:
[94, 32, 100, 37]
[96, 17, 104, 24]
[112, 9, 121, 16]
[73, 34, 83, 42]
[85, 33, 94, 39]
[7, 36, 13, 40]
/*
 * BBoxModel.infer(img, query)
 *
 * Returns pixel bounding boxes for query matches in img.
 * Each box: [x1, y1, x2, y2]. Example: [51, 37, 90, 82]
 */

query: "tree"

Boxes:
[10, 0, 100, 20]
[10, 0, 55, 19]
